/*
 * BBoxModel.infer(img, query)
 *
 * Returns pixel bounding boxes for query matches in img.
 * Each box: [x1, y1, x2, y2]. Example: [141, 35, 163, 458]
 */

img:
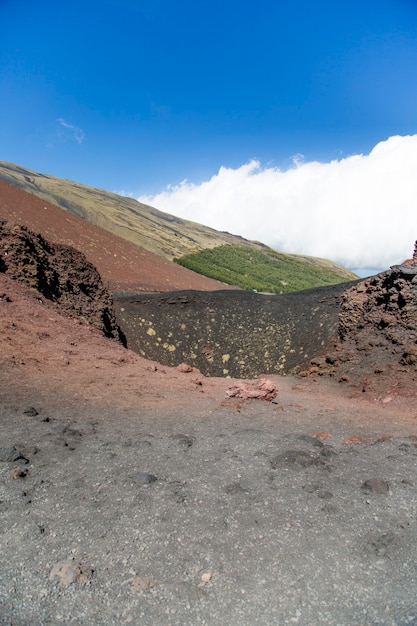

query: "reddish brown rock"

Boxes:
[304, 256, 417, 393]
[177, 363, 193, 373]
[0, 220, 123, 341]
[226, 378, 278, 401]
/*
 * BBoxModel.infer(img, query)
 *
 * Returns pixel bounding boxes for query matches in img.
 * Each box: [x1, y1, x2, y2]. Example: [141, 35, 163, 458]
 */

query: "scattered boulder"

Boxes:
[226, 378, 277, 401]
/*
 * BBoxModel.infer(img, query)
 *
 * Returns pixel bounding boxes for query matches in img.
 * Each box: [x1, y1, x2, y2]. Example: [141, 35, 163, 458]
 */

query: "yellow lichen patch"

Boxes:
[162, 343, 176, 352]
[222, 354, 230, 364]
[147, 327, 156, 336]
[223, 369, 229, 375]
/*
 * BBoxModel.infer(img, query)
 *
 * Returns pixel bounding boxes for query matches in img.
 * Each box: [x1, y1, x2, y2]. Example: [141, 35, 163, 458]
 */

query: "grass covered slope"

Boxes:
[174, 244, 358, 293]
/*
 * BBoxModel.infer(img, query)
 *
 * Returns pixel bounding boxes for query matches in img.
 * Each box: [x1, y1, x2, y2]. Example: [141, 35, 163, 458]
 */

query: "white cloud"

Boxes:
[138, 135, 417, 271]
[56, 118, 85, 144]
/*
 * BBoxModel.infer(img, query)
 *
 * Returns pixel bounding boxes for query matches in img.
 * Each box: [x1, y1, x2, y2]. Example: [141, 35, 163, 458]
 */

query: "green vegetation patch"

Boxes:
[174, 244, 356, 293]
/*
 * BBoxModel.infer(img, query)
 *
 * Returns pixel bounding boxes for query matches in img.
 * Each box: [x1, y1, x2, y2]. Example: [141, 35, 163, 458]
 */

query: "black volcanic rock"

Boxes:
[304, 263, 417, 389]
[113, 282, 357, 378]
[0, 219, 123, 341]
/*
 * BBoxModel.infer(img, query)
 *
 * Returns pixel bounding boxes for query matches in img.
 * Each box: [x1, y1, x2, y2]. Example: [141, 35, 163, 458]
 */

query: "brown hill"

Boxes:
[0, 179, 231, 293]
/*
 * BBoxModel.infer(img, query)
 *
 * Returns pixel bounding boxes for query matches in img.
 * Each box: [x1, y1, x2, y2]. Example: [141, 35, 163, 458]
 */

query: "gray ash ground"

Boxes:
[1, 371, 417, 625]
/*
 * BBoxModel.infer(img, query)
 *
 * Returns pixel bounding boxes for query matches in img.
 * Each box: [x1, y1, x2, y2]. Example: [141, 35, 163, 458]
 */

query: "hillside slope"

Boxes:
[0, 179, 231, 292]
[0, 161, 357, 287]
[0, 161, 264, 260]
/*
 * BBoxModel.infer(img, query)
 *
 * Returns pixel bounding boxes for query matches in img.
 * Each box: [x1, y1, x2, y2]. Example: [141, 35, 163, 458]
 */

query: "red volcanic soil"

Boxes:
[0, 179, 230, 293]
[1, 270, 416, 434]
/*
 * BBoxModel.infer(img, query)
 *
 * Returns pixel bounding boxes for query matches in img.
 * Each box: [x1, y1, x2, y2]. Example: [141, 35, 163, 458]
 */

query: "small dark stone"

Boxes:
[298, 435, 324, 447]
[369, 531, 396, 556]
[398, 443, 410, 451]
[302, 483, 320, 493]
[61, 426, 82, 437]
[23, 406, 39, 417]
[224, 482, 248, 495]
[361, 478, 390, 494]
[323, 503, 338, 514]
[132, 472, 157, 485]
[0, 446, 28, 463]
[170, 434, 195, 448]
[271, 450, 315, 469]
[319, 446, 335, 458]
[317, 490, 334, 499]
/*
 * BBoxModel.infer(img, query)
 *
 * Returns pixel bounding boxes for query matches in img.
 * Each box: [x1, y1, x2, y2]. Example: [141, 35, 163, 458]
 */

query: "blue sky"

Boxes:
[1, 0, 417, 272]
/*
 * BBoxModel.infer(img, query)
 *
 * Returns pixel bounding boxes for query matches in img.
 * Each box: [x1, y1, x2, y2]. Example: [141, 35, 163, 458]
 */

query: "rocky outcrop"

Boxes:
[0, 219, 123, 341]
[303, 262, 417, 390]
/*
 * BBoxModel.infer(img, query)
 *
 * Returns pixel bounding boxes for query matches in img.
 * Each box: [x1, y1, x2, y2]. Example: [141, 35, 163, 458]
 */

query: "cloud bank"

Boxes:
[139, 135, 417, 272]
